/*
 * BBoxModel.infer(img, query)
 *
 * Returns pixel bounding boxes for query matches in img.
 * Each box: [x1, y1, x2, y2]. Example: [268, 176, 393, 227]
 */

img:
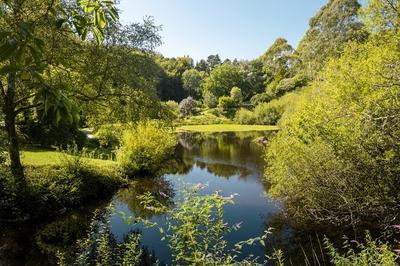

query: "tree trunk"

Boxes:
[3, 73, 25, 184]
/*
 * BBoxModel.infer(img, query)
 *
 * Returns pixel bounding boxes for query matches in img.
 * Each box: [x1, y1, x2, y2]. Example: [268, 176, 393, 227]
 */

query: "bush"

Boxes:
[234, 108, 257, 124]
[265, 36, 400, 228]
[250, 92, 273, 106]
[253, 102, 284, 125]
[117, 121, 177, 176]
[218, 96, 236, 111]
[325, 233, 399, 266]
[94, 123, 125, 149]
[178, 96, 197, 117]
[0, 153, 123, 221]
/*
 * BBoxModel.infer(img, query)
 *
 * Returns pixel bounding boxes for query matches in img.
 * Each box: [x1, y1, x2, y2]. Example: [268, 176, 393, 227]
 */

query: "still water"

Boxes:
[1, 131, 301, 265]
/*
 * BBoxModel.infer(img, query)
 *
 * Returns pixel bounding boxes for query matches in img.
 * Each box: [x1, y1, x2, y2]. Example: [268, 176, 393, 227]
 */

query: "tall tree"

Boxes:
[206, 54, 221, 72]
[259, 38, 294, 96]
[296, 0, 368, 78]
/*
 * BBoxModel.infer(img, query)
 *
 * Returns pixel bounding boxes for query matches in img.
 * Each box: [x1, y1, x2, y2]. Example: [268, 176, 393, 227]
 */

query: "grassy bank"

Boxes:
[21, 149, 117, 168]
[175, 124, 278, 133]
[1, 149, 123, 223]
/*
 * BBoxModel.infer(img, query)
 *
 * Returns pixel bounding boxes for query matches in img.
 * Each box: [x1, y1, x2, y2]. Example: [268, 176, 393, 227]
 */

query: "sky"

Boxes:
[118, 0, 329, 62]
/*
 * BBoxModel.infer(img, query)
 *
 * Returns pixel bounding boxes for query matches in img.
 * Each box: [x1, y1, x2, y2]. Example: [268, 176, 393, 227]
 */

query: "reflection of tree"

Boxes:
[117, 177, 174, 219]
[178, 132, 269, 178]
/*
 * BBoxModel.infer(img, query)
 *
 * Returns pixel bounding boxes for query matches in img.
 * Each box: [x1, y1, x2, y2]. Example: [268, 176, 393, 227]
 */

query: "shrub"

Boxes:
[117, 121, 177, 176]
[94, 123, 125, 149]
[234, 108, 257, 124]
[254, 102, 284, 125]
[265, 36, 400, 228]
[218, 96, 236, 111]
[178, 96, 197, 117]
[250, 92, 273, 106]
[325, 233, 399, 266]
[164, 100, 179, 116]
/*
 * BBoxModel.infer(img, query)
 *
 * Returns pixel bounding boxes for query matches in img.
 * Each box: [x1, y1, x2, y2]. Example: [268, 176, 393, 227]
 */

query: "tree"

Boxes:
[239, 59, 265, 99]
[195, 59, 209, 73]
[202, 63, 244, 105]
[230, 87, 243, 105]
[361, 0, 400, 32]
[207, 54, 221, 71]
[0, 0, 118, 183]
[75, 19, 163, 127]
[259, 38, 295, 97]
[181, 69, 204, 99]
[179, 96, 197, 117]
[296, 0, 368, 78]
[158, 56, 194, 78]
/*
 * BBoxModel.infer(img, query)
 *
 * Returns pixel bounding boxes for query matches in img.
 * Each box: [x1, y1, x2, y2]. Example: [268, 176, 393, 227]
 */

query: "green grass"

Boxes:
[175, 124, 279, 133]
[21, 149, 117, 168]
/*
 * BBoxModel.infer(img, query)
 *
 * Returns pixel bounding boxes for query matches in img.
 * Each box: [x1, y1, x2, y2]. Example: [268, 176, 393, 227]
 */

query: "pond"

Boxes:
[1, 131, 307, 265]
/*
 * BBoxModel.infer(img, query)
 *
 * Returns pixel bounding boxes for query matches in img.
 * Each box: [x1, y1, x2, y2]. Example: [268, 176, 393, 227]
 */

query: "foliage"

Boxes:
[265, 34, 400, 228]
[234, 108, 257, 125]
[250, 92, 273, 106]
[0, 150, 123, 221]
[176, 110, 231, 126]
[203, 90, 218, 108]
[325, 233, 399, 266]
[117, 121, 177, 176]
[361, 0, 400, 32]
[202, 63, 244, 104]
[230, 86, 243, 105]
[268, 73, 308, 98]
[218, 96, 236, 112]
[57, 208, 150, 266]
[22, 116, 87, 148]
[124, 184, 276, 266]
[0, 0, 119, 180]
[182, 69, 205, 99]
[253, 102, 284, 125]
[94, 123, 126, 149]
[296, 0, 368, 78]
[163, 100, 180, 120]
[260, 38, 295, 95]
[179, 96, 197, 117]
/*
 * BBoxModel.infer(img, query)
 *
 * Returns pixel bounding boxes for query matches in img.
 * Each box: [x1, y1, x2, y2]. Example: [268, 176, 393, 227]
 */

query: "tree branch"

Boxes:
[14, 93, 39, 106]
[14, 102, 42, 115]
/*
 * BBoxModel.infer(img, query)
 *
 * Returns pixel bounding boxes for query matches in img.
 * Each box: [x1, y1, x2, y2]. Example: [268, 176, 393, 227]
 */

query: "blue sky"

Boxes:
[118, 0, 329, 61]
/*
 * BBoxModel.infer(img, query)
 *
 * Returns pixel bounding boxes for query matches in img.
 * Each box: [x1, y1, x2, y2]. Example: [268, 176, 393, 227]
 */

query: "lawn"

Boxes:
[21, 149, 117, 168]
[175, 124, 279, 133]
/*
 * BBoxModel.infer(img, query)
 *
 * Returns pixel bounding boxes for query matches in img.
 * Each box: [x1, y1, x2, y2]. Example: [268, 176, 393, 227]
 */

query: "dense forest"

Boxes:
[1, 0, 400, 265]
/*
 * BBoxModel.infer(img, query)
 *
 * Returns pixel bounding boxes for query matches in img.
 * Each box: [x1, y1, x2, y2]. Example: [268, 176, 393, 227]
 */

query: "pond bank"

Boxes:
[175, 124, 278, 132]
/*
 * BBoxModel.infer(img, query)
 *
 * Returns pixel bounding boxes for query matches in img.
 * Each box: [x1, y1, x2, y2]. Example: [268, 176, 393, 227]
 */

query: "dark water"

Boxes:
[0, 131, 310, 265]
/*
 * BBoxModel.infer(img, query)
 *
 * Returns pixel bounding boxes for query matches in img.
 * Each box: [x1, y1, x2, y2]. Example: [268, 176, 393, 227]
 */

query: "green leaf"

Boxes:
[0, 65, 18, 75]
[0, 40, 18, 61]
[108, 7, 119, 21]
[92, 27, 102, 44]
